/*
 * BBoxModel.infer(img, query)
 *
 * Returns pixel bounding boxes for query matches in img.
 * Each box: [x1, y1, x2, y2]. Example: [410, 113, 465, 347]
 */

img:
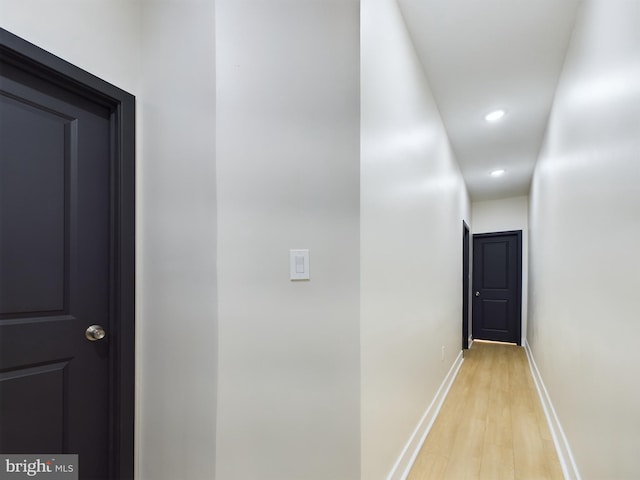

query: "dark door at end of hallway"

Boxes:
[472, 231, 522, 345]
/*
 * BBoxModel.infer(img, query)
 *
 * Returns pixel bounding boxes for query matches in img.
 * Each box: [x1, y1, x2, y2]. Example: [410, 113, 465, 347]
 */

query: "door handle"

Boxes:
[85, 325, 106, 341]
[475, 291, 480, 297]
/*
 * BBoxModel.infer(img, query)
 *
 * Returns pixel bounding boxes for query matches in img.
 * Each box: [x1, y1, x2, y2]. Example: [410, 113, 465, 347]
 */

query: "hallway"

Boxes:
[2, 0, 638, 478]
[408, 342, 562, 479]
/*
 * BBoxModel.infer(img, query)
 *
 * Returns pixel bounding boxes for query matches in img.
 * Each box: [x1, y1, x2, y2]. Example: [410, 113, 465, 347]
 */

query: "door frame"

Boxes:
[472, 230, 522, 345]
[1, 28, 135, 479]
[462, 221, 470, 350]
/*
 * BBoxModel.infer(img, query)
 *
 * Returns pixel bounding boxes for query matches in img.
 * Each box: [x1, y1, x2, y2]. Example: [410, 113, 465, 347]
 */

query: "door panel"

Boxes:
[482, 241, 508, 288]
[1, 58, 111, 479]
[472, 231, 522, 344]
[1, 28, 135, 479]
[0, 95, 67, 314]
[0, 361, 68, 453]
[482, 299, 508, 331]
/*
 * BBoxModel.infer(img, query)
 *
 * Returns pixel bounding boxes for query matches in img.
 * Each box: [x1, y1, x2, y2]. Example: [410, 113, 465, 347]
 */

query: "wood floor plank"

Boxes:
[511, 410, 550, 479]
[479, 444, 515, 479]
[544, 443, 565, 479]
[443, 456, 482, 479]
[450, 418, 486, 461]
[485, 386, 512, 447]
[407, 341, 563, 480]
[409, 451, 449, 480]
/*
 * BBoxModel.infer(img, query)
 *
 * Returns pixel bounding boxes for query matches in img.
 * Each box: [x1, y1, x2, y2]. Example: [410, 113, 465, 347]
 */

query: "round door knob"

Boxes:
[85, 324, 106, 341]
[475, 291, 480, 297]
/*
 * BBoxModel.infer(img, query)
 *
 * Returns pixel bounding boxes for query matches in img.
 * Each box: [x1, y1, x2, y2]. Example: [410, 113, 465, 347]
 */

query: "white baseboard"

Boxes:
[386, 351, 464, 480]
[524, 340, 581, 480]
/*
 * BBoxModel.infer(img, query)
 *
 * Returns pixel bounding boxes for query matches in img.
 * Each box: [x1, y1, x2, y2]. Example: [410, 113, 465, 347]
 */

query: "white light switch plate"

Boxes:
[290, 249, 310, 280]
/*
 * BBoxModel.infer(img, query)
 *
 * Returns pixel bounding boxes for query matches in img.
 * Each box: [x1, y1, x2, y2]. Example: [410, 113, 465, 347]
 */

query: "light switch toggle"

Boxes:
[290, 249, 310, 280]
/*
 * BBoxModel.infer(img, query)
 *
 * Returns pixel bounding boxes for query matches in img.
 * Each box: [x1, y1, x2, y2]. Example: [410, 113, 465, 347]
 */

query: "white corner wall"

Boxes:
[472, 196, 529, 344]
[138, 1, 218, 479]
[528, 1, 640, 478]
[215, 2, 361, 479]
[361, 0, 470, 478]
[0, 0, 140, 94]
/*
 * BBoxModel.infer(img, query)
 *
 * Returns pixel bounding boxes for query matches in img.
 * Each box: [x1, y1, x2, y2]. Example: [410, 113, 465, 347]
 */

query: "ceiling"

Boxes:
[397, 0, 582, 201]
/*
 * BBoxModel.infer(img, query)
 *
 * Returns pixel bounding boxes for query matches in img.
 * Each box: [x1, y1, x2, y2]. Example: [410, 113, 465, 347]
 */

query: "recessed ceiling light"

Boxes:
[491, 169, 505, 177]
[485, 109, 506, 122]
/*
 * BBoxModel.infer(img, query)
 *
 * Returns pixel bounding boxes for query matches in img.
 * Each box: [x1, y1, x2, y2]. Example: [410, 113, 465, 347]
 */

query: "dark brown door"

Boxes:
[472, 231, 522, 345]
[0, 29, 134, 479]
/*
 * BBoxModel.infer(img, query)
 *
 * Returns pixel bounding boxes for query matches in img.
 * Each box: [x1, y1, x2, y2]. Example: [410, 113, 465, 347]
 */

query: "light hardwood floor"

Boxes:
[408, 341, 563, 480]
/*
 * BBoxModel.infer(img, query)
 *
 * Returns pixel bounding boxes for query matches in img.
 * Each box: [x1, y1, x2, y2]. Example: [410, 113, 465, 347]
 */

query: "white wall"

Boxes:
[138, 1, 217, 479]
[472, 196, 529, 344]
[0, 0, 141, 94]
[215, 2, 361, 479]
[361, 0, 470, 477]
[528, 1, 640, 478]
